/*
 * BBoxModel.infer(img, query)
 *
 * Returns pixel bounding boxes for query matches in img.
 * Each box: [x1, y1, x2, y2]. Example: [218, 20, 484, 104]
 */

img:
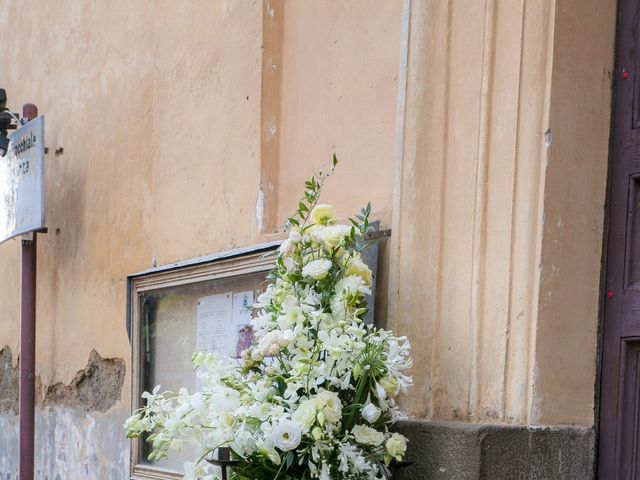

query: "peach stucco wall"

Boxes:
[0, 0, 401, 389]
[0, 2, 402, 476]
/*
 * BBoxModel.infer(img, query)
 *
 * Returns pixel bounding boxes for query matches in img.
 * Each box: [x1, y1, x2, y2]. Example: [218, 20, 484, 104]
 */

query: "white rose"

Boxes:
[345, 252, 373, 287]
[361, 402, 381, 423]
[302, 258, 333, 280]
[385, 433, 408, 460]
[292, 398, 317, 432]
[271, 419, 302, 452]
[352, 424, 385, 446]
[310, 204, 336, 225]
[317, 225, 352, 248]
[315, 389, 342, 425]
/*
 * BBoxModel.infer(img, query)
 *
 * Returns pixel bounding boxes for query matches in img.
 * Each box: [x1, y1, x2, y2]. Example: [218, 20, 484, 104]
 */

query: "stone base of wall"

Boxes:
[394, 420, 595, 480]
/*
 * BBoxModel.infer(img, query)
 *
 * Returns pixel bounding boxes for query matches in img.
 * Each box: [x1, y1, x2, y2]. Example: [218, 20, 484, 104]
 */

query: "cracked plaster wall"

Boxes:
[0, 348, 126, 479]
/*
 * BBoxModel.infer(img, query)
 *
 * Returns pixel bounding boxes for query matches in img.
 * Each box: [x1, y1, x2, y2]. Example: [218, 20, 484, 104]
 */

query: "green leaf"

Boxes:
[332, 153, 338, 167]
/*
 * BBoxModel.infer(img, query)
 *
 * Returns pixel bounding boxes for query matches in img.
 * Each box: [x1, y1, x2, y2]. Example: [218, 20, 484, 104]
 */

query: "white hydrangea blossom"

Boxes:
[125, 170, 413, 480]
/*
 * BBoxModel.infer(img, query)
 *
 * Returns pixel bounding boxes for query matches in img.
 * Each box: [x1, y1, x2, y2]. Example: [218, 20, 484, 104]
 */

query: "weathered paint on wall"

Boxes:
[0, 0, 401, 477]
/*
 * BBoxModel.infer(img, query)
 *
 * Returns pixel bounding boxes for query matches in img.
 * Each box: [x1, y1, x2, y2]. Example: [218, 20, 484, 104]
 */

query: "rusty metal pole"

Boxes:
[19, 102, 38, 480]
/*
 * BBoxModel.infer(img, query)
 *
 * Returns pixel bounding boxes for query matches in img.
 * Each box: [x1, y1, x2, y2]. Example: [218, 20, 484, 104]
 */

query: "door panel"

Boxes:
[616, 338, 640, 478]
[599, 1, 640, 478]
[624, 175, 640, 288]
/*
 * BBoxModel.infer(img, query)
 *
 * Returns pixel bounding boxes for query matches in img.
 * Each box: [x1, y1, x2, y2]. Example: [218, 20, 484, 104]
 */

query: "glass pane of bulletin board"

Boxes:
[137, 271, 268, 471]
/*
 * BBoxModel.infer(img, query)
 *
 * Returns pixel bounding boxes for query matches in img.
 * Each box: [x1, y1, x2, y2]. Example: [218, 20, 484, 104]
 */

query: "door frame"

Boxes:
[596, 0, 632, 475]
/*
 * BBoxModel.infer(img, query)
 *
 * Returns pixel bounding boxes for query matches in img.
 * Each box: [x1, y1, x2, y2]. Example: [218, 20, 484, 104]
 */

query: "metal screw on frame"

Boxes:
[206, 447, 239, 480]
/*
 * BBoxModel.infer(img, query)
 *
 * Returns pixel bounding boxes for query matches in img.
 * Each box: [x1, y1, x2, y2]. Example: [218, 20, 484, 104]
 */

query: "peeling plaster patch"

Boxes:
[0, 346, 18, 414]
[256, 188, 265, 232]
[43, 350, 125, 413]
[0, 348, 128, 478]
[544, 129, 553, 147]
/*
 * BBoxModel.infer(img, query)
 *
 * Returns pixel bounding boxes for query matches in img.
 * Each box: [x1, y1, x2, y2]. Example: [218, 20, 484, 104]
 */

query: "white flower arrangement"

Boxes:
[125, 158, 413, 480]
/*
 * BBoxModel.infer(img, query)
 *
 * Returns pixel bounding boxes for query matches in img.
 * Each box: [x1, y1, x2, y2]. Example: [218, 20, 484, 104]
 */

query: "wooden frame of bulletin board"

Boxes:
[127, 242, 279, 480]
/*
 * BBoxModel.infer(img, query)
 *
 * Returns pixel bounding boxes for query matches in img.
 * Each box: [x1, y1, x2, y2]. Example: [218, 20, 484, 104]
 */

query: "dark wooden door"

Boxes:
[599, 1, 640, 478]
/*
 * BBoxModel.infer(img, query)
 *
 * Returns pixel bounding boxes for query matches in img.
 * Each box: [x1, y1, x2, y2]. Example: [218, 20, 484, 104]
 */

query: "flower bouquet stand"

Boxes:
[126, 160, 414, 480]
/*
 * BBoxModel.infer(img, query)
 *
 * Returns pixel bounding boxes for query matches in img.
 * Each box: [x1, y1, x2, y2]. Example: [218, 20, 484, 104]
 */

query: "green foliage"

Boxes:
[287, 154, 339, 230]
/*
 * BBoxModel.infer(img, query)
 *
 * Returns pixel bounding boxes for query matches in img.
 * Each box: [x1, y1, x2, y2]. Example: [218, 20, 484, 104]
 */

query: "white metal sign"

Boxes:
[0, 116, 45, 244]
